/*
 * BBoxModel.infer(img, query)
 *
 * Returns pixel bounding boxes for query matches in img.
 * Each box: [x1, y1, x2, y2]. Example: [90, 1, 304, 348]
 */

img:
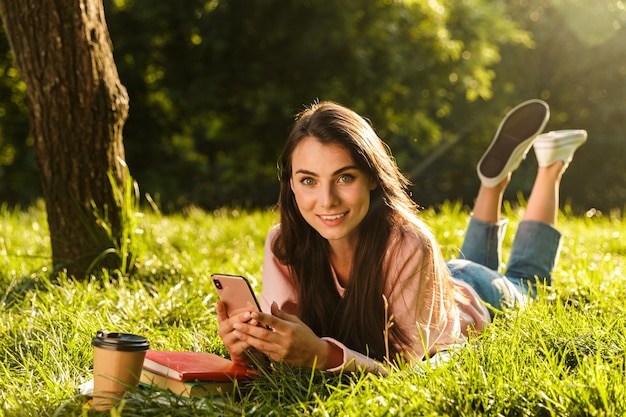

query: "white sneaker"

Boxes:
[533, 129, 587, 168]
[477, 99, 550, 187]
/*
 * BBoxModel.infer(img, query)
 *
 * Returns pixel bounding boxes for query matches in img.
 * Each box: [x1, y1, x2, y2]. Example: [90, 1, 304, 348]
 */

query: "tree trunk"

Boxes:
[0, 0, 129, 277]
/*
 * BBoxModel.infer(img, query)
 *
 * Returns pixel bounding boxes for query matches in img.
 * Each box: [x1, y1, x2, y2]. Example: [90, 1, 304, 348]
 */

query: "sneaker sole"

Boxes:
[477, 99, 550, 186]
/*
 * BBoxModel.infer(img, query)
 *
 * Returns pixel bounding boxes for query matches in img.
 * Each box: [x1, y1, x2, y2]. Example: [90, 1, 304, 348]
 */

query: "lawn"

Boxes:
[1, 200, 625, 416]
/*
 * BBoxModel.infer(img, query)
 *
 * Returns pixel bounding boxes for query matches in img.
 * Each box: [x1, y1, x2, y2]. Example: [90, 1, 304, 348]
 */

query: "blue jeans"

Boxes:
[446, 217, 562, 317]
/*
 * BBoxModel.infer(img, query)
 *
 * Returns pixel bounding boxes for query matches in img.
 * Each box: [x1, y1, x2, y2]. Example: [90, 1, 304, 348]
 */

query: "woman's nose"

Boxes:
[320, 183, 339, 207]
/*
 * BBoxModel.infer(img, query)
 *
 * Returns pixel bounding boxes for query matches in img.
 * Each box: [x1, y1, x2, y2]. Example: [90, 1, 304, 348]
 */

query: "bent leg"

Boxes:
[502, 166, 563, 293]
[464, 99, 549, 271]
[524, 129, 587, 226]
[462, 164, 510, 271]
[522, 162, 564, 226]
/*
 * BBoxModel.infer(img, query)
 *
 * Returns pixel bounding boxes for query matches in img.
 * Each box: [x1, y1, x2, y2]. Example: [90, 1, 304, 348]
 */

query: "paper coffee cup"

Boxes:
[92, 330, 149, 411]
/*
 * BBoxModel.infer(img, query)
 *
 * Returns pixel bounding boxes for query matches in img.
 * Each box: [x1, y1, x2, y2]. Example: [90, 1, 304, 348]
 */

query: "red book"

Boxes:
[142, 350, 257, 382]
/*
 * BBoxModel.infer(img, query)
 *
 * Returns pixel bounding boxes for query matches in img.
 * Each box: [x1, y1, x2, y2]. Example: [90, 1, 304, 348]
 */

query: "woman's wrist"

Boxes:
[320, 340, 342, 370]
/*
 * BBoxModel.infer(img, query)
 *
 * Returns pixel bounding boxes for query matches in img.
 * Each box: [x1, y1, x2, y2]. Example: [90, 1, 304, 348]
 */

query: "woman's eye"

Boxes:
[338, 174, 354, 183]
[301, 178, 315, 186]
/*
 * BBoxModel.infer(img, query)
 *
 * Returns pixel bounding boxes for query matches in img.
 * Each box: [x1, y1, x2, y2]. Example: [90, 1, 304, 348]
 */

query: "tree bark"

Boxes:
[0, 0, 129, 277]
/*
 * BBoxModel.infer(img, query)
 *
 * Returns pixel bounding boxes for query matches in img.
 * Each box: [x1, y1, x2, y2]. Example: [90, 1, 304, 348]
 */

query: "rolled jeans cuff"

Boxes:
[459, 216, 508, 271]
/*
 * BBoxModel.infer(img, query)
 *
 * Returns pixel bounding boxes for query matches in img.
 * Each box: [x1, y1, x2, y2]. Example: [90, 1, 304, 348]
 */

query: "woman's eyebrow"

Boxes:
[294, 166, 359, 177]
[332, 166, 359, 176]
[294, 168, 317, 177]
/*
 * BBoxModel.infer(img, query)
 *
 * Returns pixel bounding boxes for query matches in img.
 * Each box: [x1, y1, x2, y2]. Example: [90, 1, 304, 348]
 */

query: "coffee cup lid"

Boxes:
[92, 330, 150, 352]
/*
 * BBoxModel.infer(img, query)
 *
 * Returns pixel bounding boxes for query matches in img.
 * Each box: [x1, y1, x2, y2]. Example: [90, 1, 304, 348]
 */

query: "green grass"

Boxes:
[1, 200, 625, 416]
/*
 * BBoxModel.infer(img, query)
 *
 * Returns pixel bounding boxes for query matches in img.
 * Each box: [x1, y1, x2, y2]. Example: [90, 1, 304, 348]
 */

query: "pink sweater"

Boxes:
[260, 225, 491, 373]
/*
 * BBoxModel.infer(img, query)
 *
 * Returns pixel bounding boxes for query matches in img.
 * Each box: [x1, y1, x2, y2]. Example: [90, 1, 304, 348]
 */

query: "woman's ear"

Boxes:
[369, 177, 378, 191]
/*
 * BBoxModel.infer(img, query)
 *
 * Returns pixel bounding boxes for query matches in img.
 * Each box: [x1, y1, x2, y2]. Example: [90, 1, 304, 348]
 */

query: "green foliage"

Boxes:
[1, 202, 625, 416]
[0, 25, 38, 206]
[101, 0, 528, 210]
[0, 1, 625, 211]
[484, 0, 626, 211]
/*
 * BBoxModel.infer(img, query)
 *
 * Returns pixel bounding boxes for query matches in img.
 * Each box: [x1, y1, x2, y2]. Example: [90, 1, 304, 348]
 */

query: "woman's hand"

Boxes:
[229, 302, 342, 369]
[216, 300, 262, 367]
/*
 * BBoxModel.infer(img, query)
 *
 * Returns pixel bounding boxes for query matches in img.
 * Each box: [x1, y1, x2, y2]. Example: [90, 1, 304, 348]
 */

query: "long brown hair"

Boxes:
[273, 101, 453, 361]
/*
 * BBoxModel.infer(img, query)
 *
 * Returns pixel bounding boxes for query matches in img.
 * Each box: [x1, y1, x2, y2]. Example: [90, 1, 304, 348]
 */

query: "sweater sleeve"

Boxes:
[259, 225, 299, 315]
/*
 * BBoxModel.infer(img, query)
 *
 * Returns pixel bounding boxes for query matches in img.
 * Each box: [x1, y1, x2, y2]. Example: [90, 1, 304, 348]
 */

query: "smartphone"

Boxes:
[211, 273, 263, 317]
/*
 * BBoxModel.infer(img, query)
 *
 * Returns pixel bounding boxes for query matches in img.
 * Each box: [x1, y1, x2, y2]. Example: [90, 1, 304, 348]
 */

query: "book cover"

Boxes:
[140, 369, 236, 398]
[142, 350, 258, 382]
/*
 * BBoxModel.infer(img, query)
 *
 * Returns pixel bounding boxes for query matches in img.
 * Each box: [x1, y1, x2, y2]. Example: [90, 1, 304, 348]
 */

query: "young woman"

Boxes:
[216, 100, 587, 373]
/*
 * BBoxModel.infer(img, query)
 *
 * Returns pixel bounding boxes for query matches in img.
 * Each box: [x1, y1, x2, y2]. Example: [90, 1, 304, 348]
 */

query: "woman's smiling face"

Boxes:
[290, 136, 377, 250]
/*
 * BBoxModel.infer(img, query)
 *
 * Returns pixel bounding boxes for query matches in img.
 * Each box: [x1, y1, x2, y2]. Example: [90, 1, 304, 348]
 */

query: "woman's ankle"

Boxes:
[537, 161, 566, 180]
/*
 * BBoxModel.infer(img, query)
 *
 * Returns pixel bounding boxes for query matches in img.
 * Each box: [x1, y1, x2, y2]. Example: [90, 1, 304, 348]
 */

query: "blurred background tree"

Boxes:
[0, 0, 624, 213]
[0, 0, 131, 277]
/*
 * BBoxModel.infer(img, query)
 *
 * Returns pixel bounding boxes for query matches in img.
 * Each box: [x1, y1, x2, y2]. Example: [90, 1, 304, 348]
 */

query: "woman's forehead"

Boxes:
[291, 136, 357, 173]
